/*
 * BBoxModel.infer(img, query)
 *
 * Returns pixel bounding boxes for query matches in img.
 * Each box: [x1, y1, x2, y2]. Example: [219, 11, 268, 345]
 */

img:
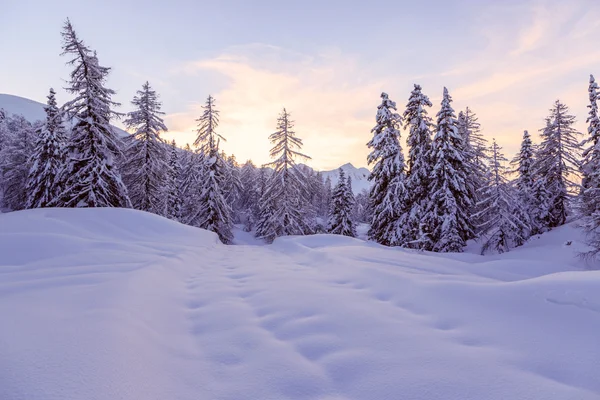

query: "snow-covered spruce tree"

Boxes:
[578, 75, 600, 218]
[121, 82, 168, 211]
[180, 146, 204, 224]
[164, 140, 183, 221]
[366, 92, 408, 246]
[510, 130, 536, 236]
[238, 160, 260, 231]
[256, 108, 313, 242]
[25, 88, 68, 209]
[423, 87, 473, 253]
[457, 107, 488, 236]
[475, 140, 530, 254]
[0, 115, 36, 210]
[121, 82, 168, 214]
[53, 20, 130, 208]
[535, 100, 582, 228]
[578, 75, 600, 257]
[402, 84, 433, 248]
[223, 153, 243, 220]
[327, 169, 357, 237]
[190, 95, 233, 243]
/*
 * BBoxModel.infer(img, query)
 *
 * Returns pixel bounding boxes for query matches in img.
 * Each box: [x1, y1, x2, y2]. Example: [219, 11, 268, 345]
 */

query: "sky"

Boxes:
[1, 0, 599, 170]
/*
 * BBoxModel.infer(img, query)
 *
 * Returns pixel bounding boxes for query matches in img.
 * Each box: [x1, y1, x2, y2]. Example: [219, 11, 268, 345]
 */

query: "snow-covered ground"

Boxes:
[1, 208, 599, 400]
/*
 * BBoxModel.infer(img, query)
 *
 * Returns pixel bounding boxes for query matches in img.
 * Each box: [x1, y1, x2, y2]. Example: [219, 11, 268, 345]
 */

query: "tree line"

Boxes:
[1, 19, 599, 257]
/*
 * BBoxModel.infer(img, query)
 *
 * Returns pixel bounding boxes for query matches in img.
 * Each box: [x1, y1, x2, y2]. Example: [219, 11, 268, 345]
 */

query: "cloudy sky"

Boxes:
[1, 0, 599, 169]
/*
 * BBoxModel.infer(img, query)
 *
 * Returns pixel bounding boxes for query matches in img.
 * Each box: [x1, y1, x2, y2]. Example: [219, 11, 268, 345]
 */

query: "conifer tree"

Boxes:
[256, 108, 313, 242]
[402, 84, 433, 248]
[54, 20, 130, 208]
[164, 140, 183, 221]
[511, 130, 536, 235]
[327, 169, 357, 237]
[457, 107, 488, 236]
[180, 147, 204, 225]
[238, 160, 260, 231]
[366, 92, 408, 246]
[535, 100, 582, 228]
[25, 88, 68, 209]
[476, 140, 530, 254]
[121, 81, 168, 214]
[191, 95, 233, 243]
[423, 87, 473, 252]
[578, 75, 600, 218]
[0, 115, 36, 210]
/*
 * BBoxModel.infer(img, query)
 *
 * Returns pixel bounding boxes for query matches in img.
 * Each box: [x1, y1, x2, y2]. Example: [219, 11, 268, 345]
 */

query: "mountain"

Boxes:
[0, 93, 128, 137]
[0, 93, 47, 122]
[320, 162, 370, 194]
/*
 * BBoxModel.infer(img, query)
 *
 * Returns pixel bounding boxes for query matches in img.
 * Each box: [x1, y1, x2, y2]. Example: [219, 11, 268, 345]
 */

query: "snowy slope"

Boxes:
[0, 93, 47, 122]
[0, 93, 128, 137]
[1, 209, 599, 400]
[319, 163, 370, 194]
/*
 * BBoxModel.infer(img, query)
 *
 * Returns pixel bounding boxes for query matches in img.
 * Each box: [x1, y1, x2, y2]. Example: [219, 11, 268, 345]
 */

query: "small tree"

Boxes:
[327, 169, 357, 237]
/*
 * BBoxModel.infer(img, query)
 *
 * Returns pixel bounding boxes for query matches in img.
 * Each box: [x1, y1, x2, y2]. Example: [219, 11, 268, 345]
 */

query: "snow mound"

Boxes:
[1, 209, 599, 400]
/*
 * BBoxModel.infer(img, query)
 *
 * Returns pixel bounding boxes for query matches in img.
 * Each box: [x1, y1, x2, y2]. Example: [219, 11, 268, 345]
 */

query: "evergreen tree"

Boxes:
[366, 92, 408, 246]
[180, 145, 204, 225]
[327, 169, 357, 237]
[423, 87, 473, 252]
[54, 20, 130, 208]
[121, 81, 168, 214]
[238, 160, 260, 231]
[457, 107, 488, 236]
[164, 140, 183, 221]
[191, 95, 233, 243]
[578, 75, 600, 218]
[402, 84, 433, 248]
[535, 100, 582, 228]
[475, 140, 530, 254]
[511, 130, 536, 236]
[0, 115, 36, 210]
[25, 88, 68, 209]
[256, 108, 313, 242]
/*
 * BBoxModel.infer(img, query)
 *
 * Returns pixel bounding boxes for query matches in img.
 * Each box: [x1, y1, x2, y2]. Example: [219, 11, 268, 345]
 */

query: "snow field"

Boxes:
[1, 208, 599, 400]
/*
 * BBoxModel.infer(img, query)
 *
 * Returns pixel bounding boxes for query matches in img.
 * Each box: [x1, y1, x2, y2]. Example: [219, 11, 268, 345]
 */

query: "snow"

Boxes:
[0, 93, 129, 137]
[1, 208, 599, 400]
[321, 162, 370, 195]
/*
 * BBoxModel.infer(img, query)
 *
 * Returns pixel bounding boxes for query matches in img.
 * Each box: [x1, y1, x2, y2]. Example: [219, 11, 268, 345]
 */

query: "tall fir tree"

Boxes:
[402, 84, 433, 248]
[423, 87, 473, 252]
[191, 95, 233, 243]
[327, 169, 357, 237]
[535, 100, 582, 228]
[121, 81, 168, 214]
[578, 75, 600, 257]
[511, 130, 536, 236]
[475, 140, 530, 254]
[256, 108, 313, 242]
[54, 20, 130, 208]
[578, 75, 600, 218]
[25, 88, 68, 209]
[366, 92, 408, 246]
[164, 140, 183, 221]
[457, 107, 488, 236]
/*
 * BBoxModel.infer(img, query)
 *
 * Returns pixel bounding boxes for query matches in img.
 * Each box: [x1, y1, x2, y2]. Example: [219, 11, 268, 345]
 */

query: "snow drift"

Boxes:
[1, 208, 599, 400]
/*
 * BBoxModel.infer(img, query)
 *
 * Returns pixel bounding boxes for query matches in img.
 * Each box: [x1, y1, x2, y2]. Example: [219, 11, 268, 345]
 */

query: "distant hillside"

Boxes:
[320, 163, 370, 194]
[0, 93, 128, 137]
